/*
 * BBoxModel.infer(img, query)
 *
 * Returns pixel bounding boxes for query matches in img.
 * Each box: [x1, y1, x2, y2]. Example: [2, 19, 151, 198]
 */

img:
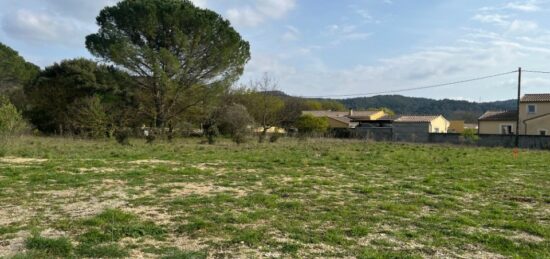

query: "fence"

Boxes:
[341, 128, 550, 150]
[429, 133, 550, 149]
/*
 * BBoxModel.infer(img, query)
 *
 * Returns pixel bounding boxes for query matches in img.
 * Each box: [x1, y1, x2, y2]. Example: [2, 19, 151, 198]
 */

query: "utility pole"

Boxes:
[515, 67, 522, 148]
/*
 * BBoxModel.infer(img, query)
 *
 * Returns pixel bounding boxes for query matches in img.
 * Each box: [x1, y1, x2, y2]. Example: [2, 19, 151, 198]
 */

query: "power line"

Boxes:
[303, 70, 518, 98]
[523, 70, 550, 74]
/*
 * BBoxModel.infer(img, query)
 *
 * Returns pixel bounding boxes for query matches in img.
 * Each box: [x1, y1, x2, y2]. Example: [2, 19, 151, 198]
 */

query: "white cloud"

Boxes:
[263, 26, 550, 99]
[508, 20, 539, 32]
[38, 0, 119, 21]
[190, 0, 208, 8]
[472, 14, 509, 26]
[226, 7, 264, 27]
[226, 0, 296, 27]
[281, 25, 300, 42]
[324, 24, 371, 45]
[355, 9, 380, 24]
[505, 1, 541, 12]
[1, 9, 88, 46]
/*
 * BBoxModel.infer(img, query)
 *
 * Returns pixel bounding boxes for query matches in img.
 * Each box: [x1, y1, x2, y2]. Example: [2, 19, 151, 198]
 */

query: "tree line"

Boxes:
[0, 0, 341, 145]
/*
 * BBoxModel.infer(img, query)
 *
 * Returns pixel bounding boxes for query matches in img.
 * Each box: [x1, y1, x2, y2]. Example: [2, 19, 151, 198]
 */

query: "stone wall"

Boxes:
[392, 123, 430, 142]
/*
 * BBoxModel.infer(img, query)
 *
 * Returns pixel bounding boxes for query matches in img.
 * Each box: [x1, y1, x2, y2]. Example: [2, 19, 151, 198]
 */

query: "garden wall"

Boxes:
[428, 133, 550, 150]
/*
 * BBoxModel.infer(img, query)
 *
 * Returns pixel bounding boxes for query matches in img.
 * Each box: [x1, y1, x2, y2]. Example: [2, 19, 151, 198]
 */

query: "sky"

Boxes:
[1, 0, 550, 101]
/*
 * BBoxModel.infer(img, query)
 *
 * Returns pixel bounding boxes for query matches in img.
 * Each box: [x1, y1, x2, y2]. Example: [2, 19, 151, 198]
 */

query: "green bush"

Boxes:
[217, 104, 254, 145]
[0, 97, 27, 156]
[295, 115, 329, 135]
[461, 128, 479, 144]
[68, 96, 111, 138]
[114, 129, 131, 145]
[0, 97, 27, 134]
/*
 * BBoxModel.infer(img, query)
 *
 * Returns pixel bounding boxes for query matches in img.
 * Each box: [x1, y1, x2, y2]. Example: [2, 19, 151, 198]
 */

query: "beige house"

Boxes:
[394, 115, 450, 133]
[519, 94, 550, 136]
[478, 110, 517, 135]
[478, 94, 550, 136]
[302, 110, 386, 129]
[326, 116, 353, 129]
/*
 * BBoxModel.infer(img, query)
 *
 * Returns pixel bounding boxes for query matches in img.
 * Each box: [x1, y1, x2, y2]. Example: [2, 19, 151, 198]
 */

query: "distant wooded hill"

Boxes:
[337, 95, 516, 123]
[266, 92, 516, 123]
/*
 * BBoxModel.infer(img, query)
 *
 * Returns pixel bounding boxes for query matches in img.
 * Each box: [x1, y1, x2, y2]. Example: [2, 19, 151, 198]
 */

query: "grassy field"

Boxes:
[0, 136, 548, 258]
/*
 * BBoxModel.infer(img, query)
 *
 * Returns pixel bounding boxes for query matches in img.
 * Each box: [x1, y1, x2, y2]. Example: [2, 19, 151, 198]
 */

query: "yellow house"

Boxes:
[347, 110, 387, 121]
[478, 111, 517, 135]
[519, 94, 550, 136]
[394, 115, 450, 133]
[448, 120, 465, 133]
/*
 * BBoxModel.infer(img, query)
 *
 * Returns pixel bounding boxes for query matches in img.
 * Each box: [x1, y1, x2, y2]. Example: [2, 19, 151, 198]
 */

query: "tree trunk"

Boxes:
[154, 91, 165, 130]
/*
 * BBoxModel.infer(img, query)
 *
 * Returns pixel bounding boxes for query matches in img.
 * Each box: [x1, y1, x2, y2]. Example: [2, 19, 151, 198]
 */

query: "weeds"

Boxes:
[0, 137, 549, 257]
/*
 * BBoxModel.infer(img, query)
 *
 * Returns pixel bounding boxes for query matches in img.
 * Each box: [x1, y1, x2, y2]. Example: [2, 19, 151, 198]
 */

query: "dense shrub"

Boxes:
[218, 104, 254, 144]
[295, 115, 329, 135]
[0, 97, 27, 155]
[270, 133, 282, 143]
[68, 96, 111, 138]
[461, 128, 479, 144]
[114, 129, 130, 145]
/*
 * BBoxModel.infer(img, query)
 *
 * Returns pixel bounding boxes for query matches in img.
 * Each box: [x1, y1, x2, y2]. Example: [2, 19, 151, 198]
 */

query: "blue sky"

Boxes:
[1, 0, 550, 101]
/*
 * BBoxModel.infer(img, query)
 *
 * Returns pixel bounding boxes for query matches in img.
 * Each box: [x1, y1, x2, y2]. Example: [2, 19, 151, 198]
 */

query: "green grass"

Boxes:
[25, 235, 73, 257]
[0, 136, 549, 258]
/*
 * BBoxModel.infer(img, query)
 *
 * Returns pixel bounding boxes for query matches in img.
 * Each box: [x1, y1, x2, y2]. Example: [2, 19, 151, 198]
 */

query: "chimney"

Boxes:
[349, 109, 354, 117]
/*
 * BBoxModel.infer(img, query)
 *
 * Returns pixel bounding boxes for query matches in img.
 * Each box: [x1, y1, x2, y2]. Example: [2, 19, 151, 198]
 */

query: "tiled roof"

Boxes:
[478, 110, 517, 121]
[395, 115, 441, 123]
[521, 94, 550, 102]
[349, 115, 397, 122]
[328, 116, 352, 124]
[303, 110, 382, 118]
[302, 111, 348, 117]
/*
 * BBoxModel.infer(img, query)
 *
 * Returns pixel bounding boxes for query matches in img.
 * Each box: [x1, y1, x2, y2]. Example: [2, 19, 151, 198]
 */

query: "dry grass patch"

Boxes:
[0, 157, 48, 164]
[129, 159, 180, 165]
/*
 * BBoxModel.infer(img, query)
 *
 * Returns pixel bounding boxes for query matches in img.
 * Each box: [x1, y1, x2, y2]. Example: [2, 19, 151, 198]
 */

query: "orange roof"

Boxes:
[521, 94, 550, 102]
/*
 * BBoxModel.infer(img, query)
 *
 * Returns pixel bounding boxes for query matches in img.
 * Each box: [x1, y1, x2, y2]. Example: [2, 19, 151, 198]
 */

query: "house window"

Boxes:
[501, 125, 513, 135]
[540, 129, 548, 136]
[527, 104, 536, 114]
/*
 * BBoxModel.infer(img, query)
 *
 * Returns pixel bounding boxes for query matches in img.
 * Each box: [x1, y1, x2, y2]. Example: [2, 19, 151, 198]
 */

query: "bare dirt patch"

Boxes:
[0, 157, 48, 164]
[433, 244, 507, 259]
[0, 231, 30, 258]
[125, 206, 174, 225]
[122, 236, 207, 258]
[34, 188, 82, 199]
[60, 181, 129, 218]
[62, 198, 128, 218]
[129, 160, 180, 165]
[164, 182, 247, 198]
[510, 232, 545, 243]
[0, 205, 31, 226]
[78, 167, 117, 173]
